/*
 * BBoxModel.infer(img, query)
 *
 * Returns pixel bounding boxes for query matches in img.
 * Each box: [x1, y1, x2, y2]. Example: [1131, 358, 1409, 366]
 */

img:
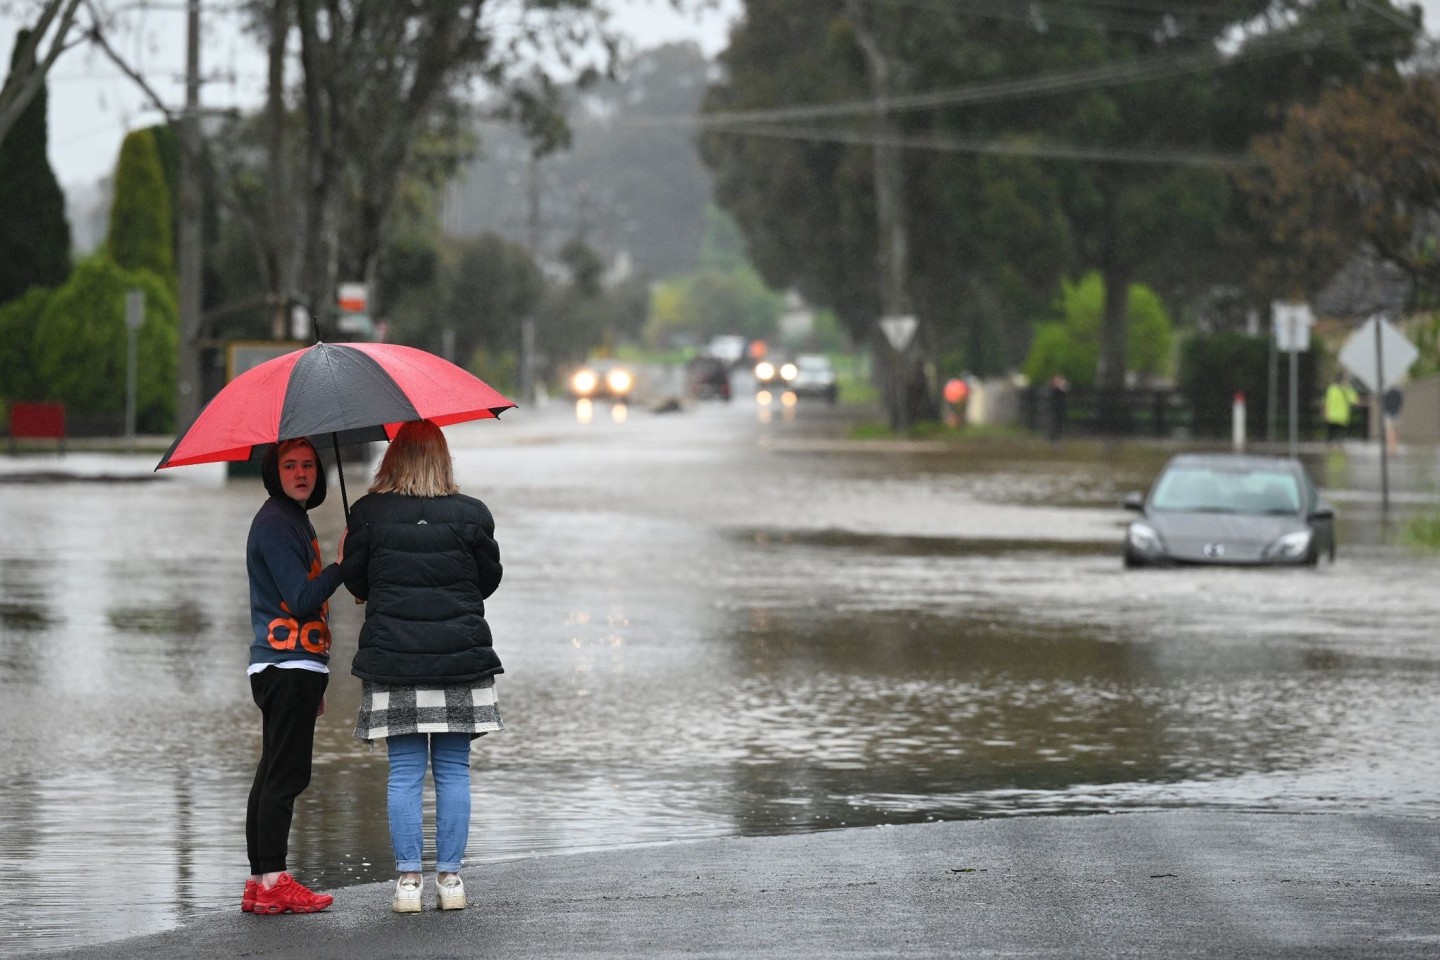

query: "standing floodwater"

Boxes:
[2, 405, 1438, 955]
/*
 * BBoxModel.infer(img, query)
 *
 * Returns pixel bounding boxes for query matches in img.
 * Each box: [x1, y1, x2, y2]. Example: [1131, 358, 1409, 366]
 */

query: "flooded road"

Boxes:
[2, 401, 1439, 954]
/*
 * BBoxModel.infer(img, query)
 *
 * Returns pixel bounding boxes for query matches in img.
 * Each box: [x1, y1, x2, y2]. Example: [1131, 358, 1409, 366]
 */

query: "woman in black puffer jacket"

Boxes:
[340, 419, 503, 914]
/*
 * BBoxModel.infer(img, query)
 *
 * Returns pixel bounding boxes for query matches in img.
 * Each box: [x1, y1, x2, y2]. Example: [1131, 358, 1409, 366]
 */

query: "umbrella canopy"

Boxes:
[156, 341, 515, 470]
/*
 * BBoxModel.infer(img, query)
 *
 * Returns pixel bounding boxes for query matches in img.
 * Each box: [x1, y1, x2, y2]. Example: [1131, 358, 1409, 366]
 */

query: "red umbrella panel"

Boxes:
[156, 342, 516, 470]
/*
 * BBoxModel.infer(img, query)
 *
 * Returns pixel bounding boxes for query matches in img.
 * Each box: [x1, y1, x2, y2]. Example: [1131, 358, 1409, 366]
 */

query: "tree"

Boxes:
[0, 285, 51, 401]
[274, 0, 614, 334]
[30, 255, 178, 429]
[106, 127, 175, 287]
[1243, 72, 1440, 308]
[700, 0, 1419, 419]
[1023, 272, 1173, 387]
[454, 43, 717, 281]
[0, 0, 82, 146]
[700, 2, 880, 342]
[0, 28, 70, 305]
[440, 232, 545, 367]
[646, 267, 784, 348]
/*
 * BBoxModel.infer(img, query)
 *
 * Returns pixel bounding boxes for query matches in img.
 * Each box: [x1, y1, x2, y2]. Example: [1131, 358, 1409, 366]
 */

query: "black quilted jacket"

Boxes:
[342, 490, 504, 685]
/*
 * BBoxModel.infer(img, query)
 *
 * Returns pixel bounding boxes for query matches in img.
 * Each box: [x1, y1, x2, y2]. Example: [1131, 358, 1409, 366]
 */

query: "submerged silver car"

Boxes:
[1123, 454, 1335, 567]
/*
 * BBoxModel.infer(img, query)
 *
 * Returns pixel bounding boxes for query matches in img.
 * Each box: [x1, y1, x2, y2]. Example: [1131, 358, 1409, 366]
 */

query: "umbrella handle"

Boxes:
[331, 430, 361, 603]
[331, 432, 350, 521]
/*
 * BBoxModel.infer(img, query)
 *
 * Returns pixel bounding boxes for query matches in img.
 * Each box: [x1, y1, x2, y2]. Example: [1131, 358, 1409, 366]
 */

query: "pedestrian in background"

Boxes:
[244, 438, 350, 915]
[341, 419, 505, 914]
[1383, 383, 1405, 455]
[1323, 373, 1359, 445]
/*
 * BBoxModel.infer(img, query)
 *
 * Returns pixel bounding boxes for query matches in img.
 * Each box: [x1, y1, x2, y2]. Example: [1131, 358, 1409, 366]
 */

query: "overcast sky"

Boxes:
[0, 0, 1434, 189]
[0, 0, 741, 187]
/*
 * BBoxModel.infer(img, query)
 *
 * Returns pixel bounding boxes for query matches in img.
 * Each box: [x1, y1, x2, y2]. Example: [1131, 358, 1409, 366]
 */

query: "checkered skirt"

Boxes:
[353, 677, 503, 742]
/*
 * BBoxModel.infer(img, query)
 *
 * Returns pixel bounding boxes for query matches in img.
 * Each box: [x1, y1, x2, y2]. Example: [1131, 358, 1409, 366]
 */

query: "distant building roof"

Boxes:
[1313, 245, 1413, 322]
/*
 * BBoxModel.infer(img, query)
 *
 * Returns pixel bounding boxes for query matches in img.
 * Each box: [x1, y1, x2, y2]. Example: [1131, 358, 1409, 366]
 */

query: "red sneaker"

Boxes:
[242, 879, 258, 912]
[252, 873, 333, 914]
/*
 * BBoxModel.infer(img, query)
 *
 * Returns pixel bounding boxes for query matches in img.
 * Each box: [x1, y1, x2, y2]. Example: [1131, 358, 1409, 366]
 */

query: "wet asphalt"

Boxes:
[36, 810, 1440, 959]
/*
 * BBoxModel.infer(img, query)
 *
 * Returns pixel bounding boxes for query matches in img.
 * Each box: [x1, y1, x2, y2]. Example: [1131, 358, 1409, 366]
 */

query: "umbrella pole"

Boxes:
[331, 432, 350, 520]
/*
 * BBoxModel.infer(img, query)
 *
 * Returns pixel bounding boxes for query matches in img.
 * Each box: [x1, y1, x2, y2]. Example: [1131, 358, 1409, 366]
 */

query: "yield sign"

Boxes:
[1338, 315, 1417, 392]
[879, 314, 918, 352]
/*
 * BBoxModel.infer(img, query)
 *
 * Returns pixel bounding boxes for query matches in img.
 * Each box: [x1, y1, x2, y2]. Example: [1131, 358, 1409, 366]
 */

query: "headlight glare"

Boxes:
[606, 368, 634, 394]
[571, 369, 598, 396]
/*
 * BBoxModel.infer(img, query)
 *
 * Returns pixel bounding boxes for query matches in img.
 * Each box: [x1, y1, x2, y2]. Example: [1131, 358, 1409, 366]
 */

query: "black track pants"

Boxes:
[246, 666, 328, 875]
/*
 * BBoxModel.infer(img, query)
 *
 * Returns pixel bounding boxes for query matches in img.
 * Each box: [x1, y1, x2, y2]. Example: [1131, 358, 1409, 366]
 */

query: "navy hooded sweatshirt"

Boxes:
[246, 443, 346, 670]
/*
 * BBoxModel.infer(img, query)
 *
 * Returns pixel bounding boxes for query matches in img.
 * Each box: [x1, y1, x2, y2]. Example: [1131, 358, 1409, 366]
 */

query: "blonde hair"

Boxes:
[369, 420, 458, 497]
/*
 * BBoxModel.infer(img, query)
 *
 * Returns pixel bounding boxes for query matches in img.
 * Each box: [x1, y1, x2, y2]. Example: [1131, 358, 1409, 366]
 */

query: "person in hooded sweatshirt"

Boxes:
[242, 437, 349, 915]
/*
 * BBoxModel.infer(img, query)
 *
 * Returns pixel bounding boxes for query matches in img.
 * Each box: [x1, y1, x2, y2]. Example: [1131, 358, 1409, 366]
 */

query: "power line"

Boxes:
[611, 10, 1380, 131]
[845, 0, 1239, 36]
[702, 119, 1261, 168]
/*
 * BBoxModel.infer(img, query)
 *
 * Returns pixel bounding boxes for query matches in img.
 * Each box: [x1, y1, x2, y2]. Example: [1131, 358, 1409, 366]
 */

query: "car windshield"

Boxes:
[1150, 466, 1302, 515]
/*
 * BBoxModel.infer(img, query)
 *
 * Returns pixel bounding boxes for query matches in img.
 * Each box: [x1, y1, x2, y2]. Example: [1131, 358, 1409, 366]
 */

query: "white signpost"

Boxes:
[1271, 301, 1313, 457]
[1272, 301, 1313, 352]
[1339, 314, 1418, 513]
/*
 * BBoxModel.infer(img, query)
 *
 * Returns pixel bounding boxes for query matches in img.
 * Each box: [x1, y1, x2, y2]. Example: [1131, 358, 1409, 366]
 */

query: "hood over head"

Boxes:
[260, 438, 328, 510]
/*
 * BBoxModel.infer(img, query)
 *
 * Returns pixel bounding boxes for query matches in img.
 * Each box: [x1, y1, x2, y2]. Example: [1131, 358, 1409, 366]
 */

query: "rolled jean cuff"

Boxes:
[396, 859, 422, 873]
[436, 860, 462, 874]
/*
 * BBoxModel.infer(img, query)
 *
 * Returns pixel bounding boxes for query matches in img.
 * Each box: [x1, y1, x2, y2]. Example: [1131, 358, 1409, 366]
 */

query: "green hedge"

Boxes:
[1178, 332, 1324, 439]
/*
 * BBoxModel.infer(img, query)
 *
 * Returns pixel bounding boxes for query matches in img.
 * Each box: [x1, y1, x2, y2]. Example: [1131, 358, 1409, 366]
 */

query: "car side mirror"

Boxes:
[1123, 492, 1144, 511]
[1309, 504, 1334, 521]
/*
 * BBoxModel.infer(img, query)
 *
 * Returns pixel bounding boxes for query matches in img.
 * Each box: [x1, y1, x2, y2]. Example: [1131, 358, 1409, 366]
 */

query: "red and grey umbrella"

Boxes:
[156, 341, 515, 513]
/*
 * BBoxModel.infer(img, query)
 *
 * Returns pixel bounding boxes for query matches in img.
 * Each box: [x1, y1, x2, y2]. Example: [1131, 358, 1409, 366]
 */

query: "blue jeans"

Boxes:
[385, 733, 472, 873]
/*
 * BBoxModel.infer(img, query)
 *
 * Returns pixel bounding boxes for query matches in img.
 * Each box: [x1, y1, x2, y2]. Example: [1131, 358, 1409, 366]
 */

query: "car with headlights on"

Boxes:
[752, 356, 797, 391]
[1122, 453, 1335, 567]
[567, 360, 636, 403]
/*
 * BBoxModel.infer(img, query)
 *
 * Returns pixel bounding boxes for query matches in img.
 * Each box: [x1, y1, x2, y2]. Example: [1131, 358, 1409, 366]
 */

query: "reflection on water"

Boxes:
[2, 417, 1440, 955]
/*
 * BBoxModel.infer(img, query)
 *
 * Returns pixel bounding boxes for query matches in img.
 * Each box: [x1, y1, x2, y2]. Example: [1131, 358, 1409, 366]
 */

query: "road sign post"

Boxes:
[124, 289, 144, 451]
[1272, 302, 1313, 458]
[1339, 315, 1418, 515]
[878, 315, 919, 433]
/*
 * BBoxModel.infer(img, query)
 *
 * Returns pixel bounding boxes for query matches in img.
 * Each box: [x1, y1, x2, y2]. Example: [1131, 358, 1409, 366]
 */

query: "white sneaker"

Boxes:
[392, 875, 422, 913]
[436, 874, 466, 911]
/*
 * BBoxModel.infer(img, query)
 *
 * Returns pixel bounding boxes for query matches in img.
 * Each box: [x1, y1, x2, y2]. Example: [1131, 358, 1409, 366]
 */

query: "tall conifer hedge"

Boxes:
[0, 29, 72, 306]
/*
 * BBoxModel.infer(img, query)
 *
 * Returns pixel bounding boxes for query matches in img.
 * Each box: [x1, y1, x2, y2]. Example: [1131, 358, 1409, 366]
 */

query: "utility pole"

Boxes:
[843, 0, 927, 432]
[519, 153, 540, 407]
[175, 0, 205, 428]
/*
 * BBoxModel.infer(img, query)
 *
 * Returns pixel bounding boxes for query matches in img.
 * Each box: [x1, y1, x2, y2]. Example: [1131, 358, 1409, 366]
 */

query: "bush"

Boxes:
[0, 285, 54, 402]
[1177, 331, 1324, 438]
[31, 255, 178, 432]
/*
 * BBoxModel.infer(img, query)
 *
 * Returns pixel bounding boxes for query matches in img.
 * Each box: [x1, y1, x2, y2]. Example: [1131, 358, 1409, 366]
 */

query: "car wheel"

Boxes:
[1123, 551, 1143, 569]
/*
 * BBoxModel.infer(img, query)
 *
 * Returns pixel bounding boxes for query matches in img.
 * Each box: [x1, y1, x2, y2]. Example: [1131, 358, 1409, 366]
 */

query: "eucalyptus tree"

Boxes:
[701, 0, 1419, 424]
[232, 0, 617, 337]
